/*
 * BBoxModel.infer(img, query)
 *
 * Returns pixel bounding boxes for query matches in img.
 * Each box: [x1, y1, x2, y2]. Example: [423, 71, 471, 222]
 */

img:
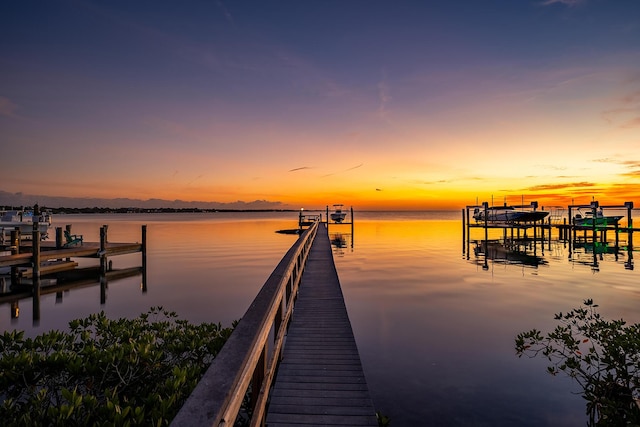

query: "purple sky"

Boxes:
[2, 0, 639, 209]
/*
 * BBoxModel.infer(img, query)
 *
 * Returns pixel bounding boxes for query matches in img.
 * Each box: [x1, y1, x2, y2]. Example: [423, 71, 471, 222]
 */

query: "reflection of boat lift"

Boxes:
[331, 233, 348, 248]
[472, 240, 547, 268]
[569, 240, 634, 271]
[468, 234, 634, 272]
[330, 232, 351, 256]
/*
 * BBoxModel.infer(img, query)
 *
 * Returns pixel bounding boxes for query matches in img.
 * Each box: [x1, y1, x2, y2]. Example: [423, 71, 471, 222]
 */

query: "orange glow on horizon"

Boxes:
[40, 178, 638, 211]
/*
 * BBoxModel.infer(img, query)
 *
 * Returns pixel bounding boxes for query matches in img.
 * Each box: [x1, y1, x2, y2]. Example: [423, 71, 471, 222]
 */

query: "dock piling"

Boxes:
[100, 226, 107, 274]
[10, 229, 19, 285]
[462, 209, 466, 254]
[55, 227, 63, 249]
[142, 225, 147, 292]
[32, 221, 41, 324]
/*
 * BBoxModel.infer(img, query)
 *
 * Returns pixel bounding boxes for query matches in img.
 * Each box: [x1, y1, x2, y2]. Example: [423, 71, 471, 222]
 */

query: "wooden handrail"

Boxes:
[171, 221, 319, 427]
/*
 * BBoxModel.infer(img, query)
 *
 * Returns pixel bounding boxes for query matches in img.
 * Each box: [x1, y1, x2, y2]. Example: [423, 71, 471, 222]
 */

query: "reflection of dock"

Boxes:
[0, 224, 147, 323]
[3, 265, 144, 295]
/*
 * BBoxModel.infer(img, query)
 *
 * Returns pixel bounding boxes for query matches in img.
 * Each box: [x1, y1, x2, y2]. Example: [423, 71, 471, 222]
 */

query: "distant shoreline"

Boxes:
[40, 207, 301, 214]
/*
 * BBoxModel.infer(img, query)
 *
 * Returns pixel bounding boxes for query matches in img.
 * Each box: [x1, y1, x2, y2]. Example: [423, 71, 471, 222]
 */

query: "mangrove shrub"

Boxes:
[515, 299, 640, 426]
[0, 307, 235, 426]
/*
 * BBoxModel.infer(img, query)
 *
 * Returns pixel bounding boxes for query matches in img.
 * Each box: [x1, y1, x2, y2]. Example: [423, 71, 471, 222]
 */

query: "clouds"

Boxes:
[3, 1, 640, 209]
[320, 163, 364, 178]
[525, 182, 595, 192]
[619, 160, 640, 177]
[377, 78, 391, 119]
[601, 88, 640, 129]
[540, 0, 585, 6]
[216, 0, 235, 25]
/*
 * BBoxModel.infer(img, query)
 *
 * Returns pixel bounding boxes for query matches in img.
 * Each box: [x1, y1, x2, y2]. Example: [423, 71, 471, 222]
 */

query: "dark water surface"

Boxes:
[2, 211, 639, 426]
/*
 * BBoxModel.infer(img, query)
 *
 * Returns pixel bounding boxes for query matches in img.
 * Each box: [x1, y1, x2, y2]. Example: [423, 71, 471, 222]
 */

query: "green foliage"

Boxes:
[515, 299, 640, 426]
[376, 410, 391, 426]
[0, 307, 234, 426]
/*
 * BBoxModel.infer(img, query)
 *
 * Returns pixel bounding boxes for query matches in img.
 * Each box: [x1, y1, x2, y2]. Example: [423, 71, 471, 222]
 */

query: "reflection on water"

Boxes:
[334, 215, 639, 426]
[1, 211, 639, 426]
[1, 266, 145, 327]
[330, 231, 352, 257]
[472, 240, 548, 269]
[0, 213, 298, 334]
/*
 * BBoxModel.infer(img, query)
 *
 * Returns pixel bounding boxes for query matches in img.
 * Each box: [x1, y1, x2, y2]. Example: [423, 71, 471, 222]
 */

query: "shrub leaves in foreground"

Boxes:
[515, 299, 640, 426]
[0, 307, 234, 426]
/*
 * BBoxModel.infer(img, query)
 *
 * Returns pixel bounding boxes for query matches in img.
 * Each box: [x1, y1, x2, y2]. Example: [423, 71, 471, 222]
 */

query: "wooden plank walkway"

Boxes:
[265, 222, 377, 427]
[0, 242, 142, 268]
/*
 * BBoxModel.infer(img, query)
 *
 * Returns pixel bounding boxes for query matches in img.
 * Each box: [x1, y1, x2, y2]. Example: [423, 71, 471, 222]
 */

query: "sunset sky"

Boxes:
[2, 0, 640, 210]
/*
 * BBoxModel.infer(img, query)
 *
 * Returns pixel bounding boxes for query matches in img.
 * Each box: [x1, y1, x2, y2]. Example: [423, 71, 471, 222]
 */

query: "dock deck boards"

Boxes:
[0, 242, 142, 268]
[265, 223, 377, 427]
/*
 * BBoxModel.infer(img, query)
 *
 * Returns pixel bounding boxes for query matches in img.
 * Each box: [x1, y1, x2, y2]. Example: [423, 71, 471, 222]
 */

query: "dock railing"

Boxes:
[171, 221, 319, 427]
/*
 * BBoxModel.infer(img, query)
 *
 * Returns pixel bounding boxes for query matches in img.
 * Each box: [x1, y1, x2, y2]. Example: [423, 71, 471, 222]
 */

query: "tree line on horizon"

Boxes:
[1, 206, 298, 214]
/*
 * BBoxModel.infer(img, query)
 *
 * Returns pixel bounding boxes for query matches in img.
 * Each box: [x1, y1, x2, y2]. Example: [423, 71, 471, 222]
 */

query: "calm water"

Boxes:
[2, 210, 639, 426]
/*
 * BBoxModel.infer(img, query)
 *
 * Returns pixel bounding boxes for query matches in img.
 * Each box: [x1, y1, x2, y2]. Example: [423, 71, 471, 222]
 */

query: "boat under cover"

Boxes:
[330, 204, 347, 223]
[473, 206, 549, 223]
[573, 209, 623, 227]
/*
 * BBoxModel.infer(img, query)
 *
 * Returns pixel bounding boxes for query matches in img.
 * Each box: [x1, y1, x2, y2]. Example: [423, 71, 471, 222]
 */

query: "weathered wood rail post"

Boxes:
[100, 225, 108, 274]
[55, 227, 63, 249]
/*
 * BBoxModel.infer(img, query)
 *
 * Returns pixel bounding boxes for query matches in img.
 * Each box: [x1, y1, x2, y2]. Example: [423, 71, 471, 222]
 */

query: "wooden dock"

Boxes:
[265, 222, 377, 426]
[0, 225, 146, 315]
[171, 220, 376, 427]
[0, 242, 143, 268]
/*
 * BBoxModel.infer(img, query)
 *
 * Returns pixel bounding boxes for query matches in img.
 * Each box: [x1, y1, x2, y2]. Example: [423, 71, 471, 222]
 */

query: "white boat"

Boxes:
[330, 204, 347, 223]
[573, 208, 623, 227]
[0, 209, 52, 240]
[473, 206, 549, 223]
